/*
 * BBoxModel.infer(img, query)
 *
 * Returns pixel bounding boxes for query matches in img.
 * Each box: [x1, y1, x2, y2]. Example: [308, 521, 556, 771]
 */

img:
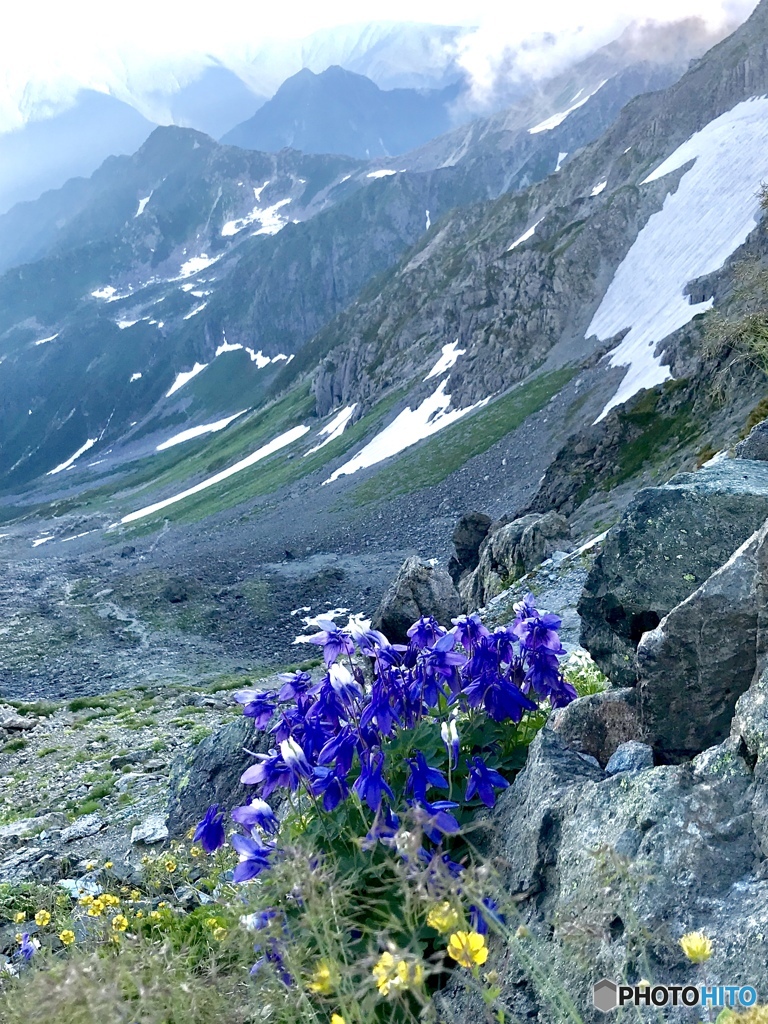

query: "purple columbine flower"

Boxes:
[311, 765, 351, 811]
[329, 663, 363, 705]
[470, 897, 506, 935]
[231, 798, 279, 835]
[525, 649, 576, 708]
[362, 802, 400, 849]
[462, 673, 537, 723]
[251, 945, 293, 986]
[451, 613, 490, 651]
[465, 755, 509, 808]
[241, 749, 291, 796]
[231, 834, 274, 882]
[317, 726, 357, 777]
[359, 678, 401, 736]
[407, 615, 447, 649]
[233, 688, 277, 728]
[406, 751, 448, 802]
[17, 933, 36, 962]
[353, 748, 394, 812]
[305, 619, 355, 666]
[279, 737, 312, 788]
[193, 804, 226, 853]
[412, 799, 461, 844]
[441, 719, 460, 769]
[278, 670, 312, 701]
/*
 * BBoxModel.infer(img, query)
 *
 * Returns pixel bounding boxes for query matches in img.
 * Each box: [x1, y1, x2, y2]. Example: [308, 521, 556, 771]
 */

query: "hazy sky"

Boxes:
[0, 0, 759, 128]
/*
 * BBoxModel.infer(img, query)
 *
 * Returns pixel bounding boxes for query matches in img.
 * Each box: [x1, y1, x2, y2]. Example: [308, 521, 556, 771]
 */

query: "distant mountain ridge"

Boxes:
[222, 66, 463, 158]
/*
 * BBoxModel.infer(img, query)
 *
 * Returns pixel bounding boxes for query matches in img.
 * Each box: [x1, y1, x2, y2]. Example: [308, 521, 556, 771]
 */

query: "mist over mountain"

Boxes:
[0, 90, 155, 214]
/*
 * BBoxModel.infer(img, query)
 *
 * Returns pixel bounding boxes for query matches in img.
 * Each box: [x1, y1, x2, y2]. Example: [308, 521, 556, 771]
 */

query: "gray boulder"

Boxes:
[372, 556, 462, 643]
[604, 740, 654, 774]
[579, 459, 768, 685]
[438, 728, 765, 1024]
[637, 522, 764, 759]
[448, 511, 492, 584]
[548, 688, 641, 766]
[734, 419, 768, 460]
[167, 714, 265, 837]
[460, 512, 572, 610]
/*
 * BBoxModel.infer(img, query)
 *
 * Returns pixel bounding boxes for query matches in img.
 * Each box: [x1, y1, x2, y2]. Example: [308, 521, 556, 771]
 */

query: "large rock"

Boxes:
[167, 715, 263, 837]
[637, 522, 764, 760]
[734, 419, 768, 461]
[579, 459, 768, 685]
[448, 511, 492, 584]
[438, 727, 766, 1024]
[548, 688, 642, 765]
[460, 512, 571, 610]
[372, 556, 462, 643]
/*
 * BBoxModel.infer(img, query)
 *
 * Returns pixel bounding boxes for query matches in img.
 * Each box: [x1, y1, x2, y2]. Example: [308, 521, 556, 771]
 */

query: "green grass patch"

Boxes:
[608, 381, 700, 488]
[1, 739, 28, 754]
[118, 385, 408, 533]
[350, 368, 576, 505]
[68, 696, 116, 713]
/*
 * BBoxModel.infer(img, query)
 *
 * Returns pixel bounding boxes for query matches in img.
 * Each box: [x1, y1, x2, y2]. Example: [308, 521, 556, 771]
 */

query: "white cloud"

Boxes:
[0, 0, 758, 132]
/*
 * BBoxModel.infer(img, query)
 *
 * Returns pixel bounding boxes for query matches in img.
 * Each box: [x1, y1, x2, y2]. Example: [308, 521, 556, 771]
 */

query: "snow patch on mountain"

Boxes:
[178, 254, 222, 278]
[156, 410, 247, 451]
[305, 404, 358, 455]
[367, 169, 398, 179]
[33, 333, 58, 346]
[221, 197, 291, 238]
[528, 80, 608, 134]
[119, 424, 310, 524]
[590, 96, 768, 421]
[424, 340, 465, 380]
[555, 152, 568, 172]
[47, 437, 97, 475]
[325, 380, 488, 484]
[590, 180, 607, 196]
[135, 193, 152, 217]
[508, 218, 543, 252]
[166, 362, 208, 397]
[183, 302, 208, 320]
[130, 373, 142, 382]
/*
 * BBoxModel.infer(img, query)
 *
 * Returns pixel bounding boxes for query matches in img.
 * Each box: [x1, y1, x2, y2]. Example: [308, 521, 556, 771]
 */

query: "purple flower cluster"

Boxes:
[218, 595, 572, 868]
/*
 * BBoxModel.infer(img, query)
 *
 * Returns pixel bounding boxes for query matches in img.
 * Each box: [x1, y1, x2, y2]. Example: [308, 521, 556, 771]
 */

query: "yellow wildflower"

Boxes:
[85, 861, 97, 871]
[130, 890, 141, 902]
[164, 859, 177, 873]
[427, 901, 461, 934]
[78, 894, 94, 907]
[205, 917, 220, 928]
[679, 931, 713, 964]
[112, 915, 128, 932]
[331, 1016, 346, 1024]
[34, 910, 51, 927]
[87, 901, 104, 918]
[104, 861, 113, 870]
[149, 911, 162, 921]
[447, 931, 488, 968]
[308, 961, 338, 996]
[59, 930, 75, 947]
[158, 901, 168, 908]
[372, 951, 422, 996]
[186, 827, 196, 840]
[135, 910, 143, 919]
[102, 894, 120, 907]
[190, 845, 202, 858]
[109, 933, 121, 945]
[13, 912, 25, 924]
[212, 927, 228, 942]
